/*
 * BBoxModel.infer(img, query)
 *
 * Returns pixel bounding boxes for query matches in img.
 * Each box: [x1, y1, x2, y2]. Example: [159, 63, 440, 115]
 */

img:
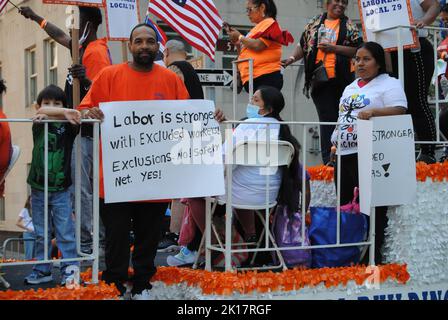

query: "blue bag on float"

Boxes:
[309, 206, 368, 268]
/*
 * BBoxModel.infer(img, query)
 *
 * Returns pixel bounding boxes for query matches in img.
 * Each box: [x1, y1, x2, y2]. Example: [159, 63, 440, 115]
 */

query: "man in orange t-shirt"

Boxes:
[21, 5, 112, 254]
[79, 23, 189, 300]
[0, 79, 12, 196]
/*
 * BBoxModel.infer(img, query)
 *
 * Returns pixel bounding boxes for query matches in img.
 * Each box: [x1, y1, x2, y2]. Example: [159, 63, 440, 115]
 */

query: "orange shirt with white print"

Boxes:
[238, 19, 282, 85]
[78, 63, 190, 200]
[315, 19, 341, 79]
[82, 38, 112, 80]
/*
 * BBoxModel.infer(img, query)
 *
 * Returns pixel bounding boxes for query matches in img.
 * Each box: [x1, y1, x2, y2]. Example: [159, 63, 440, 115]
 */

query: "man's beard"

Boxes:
[133, 51, 157, 68]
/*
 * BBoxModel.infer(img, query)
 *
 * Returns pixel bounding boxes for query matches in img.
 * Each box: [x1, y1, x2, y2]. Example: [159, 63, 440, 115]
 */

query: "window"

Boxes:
[25, 46, 38, 107]
[44, 39, 58, 86]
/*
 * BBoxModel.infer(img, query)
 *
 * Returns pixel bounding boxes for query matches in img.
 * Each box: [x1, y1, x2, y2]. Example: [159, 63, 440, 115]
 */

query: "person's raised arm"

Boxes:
[34, 107, 81, 125]
[415, 0, 440, 28]
[20, 6, 71, 49]
[227, 27, 267, 52]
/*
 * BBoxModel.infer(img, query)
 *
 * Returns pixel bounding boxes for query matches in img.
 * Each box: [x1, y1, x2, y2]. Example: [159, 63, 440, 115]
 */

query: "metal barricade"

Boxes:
[0, 118, 100, 285]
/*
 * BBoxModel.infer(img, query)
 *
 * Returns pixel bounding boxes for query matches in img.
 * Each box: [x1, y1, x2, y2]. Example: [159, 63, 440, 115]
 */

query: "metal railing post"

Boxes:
[75, 134, 82, 256]
[44, 122, 49, 263]
[225, 122, 233, 272]
[92, 121, 100, 284]
[369, 207, 376, 266]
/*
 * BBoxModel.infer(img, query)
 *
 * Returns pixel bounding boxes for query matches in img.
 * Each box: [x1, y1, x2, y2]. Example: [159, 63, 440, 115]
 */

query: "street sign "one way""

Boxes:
[196, 69, 233, 87]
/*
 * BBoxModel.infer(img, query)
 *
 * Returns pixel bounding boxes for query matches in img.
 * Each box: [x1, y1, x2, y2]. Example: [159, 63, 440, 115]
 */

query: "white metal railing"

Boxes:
[0, 118, 100, 285]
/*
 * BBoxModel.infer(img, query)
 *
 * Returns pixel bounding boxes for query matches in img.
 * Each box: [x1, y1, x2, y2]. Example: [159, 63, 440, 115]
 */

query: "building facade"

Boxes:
[0, 0, 361, 233]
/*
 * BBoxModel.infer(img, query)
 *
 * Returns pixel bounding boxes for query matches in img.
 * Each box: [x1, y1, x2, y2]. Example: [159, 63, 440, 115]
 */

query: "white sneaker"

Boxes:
[166, 247, 197, 266]
[131, 289, 154, 300]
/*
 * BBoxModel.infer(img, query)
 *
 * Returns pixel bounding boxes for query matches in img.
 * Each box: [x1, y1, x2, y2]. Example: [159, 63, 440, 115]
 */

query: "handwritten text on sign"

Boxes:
[358, 115, 416, 213]
[105, 0, 140, 41]
[357, 0, 416, 51]
[100, 100, 225, 203]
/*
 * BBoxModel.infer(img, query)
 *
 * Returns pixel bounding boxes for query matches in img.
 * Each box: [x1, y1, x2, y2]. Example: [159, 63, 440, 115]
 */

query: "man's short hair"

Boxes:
[165, 40, 186, 54]
[37, 85, 67, 108]
[129, 23, 158, 42]
[79, 6, 102, 27]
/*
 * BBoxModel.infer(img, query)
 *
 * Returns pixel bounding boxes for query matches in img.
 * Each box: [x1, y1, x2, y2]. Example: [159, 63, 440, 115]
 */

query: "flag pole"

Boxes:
[67, 6, 81, 108]
[7, 0, 20, 10]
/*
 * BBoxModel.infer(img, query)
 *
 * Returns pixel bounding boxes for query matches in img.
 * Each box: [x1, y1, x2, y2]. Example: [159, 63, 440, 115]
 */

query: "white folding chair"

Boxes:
[199, 140, 295, 271]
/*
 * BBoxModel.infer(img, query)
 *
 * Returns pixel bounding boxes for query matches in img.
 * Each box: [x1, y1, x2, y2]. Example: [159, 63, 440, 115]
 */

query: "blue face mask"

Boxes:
[246, 104, 263, 119]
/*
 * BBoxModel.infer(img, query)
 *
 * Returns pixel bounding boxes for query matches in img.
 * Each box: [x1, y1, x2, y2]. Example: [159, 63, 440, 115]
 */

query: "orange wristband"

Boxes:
[40, 19, 47, 29]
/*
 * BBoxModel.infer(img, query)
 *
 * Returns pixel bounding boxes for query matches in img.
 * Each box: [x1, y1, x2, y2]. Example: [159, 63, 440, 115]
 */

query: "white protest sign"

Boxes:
[100, 100, 225, 203]
[358, 115, 416, 214]
[357, 119, 373, 215]
[43, 0, 103, 6]
[357, 0, 417, 51]
[104, 0, 140, 41]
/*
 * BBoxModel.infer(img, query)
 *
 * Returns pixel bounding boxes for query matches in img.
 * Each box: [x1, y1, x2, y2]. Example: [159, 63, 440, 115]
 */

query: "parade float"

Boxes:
[1, 163, 447, 300]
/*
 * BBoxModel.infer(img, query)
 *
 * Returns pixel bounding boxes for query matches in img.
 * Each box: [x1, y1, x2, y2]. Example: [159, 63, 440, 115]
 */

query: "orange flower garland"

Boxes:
[0, 264, 409, 299]
[151, 264, 410, 296]
[307, 162, 448, 182]
[0, 281, 120, 300]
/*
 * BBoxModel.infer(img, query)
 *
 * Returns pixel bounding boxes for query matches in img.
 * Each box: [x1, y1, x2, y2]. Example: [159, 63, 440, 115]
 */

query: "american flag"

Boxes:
[148, 0, 223, 61]
[0, 0, 8, 14]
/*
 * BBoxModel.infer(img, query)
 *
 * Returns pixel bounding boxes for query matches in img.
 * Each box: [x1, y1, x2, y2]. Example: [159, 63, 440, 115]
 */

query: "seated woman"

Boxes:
[331, 41, 407, 264]
[167, 86, 305, 266]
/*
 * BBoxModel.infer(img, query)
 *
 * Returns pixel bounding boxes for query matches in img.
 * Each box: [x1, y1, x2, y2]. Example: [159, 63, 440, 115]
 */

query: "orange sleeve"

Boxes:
[77, 70, 109, 110]
[83, 48, 112, 80]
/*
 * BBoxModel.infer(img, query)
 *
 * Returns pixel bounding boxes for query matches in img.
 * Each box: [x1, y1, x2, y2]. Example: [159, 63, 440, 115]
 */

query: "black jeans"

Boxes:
[311, 79, 346, 164]
[100, 199, 166, 295]
[391, 37, 436, 155]
[243, 71, 283, 93]
[334, 153, 388, 264]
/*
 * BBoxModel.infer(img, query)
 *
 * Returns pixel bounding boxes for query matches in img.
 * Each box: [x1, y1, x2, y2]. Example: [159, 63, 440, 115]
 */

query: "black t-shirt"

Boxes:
[169, 61, 204, 99]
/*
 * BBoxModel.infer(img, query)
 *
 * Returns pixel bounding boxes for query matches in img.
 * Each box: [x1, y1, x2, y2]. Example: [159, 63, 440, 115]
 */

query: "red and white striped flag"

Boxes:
[0, 0, 8, 14]
[148, 0, 223, 61]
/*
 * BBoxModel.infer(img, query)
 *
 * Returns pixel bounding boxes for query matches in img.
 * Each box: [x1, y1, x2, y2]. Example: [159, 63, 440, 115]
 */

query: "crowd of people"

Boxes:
[0, 0, 447, 300]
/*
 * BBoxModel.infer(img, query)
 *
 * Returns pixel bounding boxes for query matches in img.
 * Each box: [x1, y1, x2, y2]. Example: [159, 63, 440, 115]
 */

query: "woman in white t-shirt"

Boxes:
[16, 196, 35, 260]
[332, 42, 407, 264]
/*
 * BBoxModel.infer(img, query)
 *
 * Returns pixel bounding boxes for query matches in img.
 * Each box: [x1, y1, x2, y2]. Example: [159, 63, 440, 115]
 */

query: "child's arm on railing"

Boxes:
[34, 107, 81, 125]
